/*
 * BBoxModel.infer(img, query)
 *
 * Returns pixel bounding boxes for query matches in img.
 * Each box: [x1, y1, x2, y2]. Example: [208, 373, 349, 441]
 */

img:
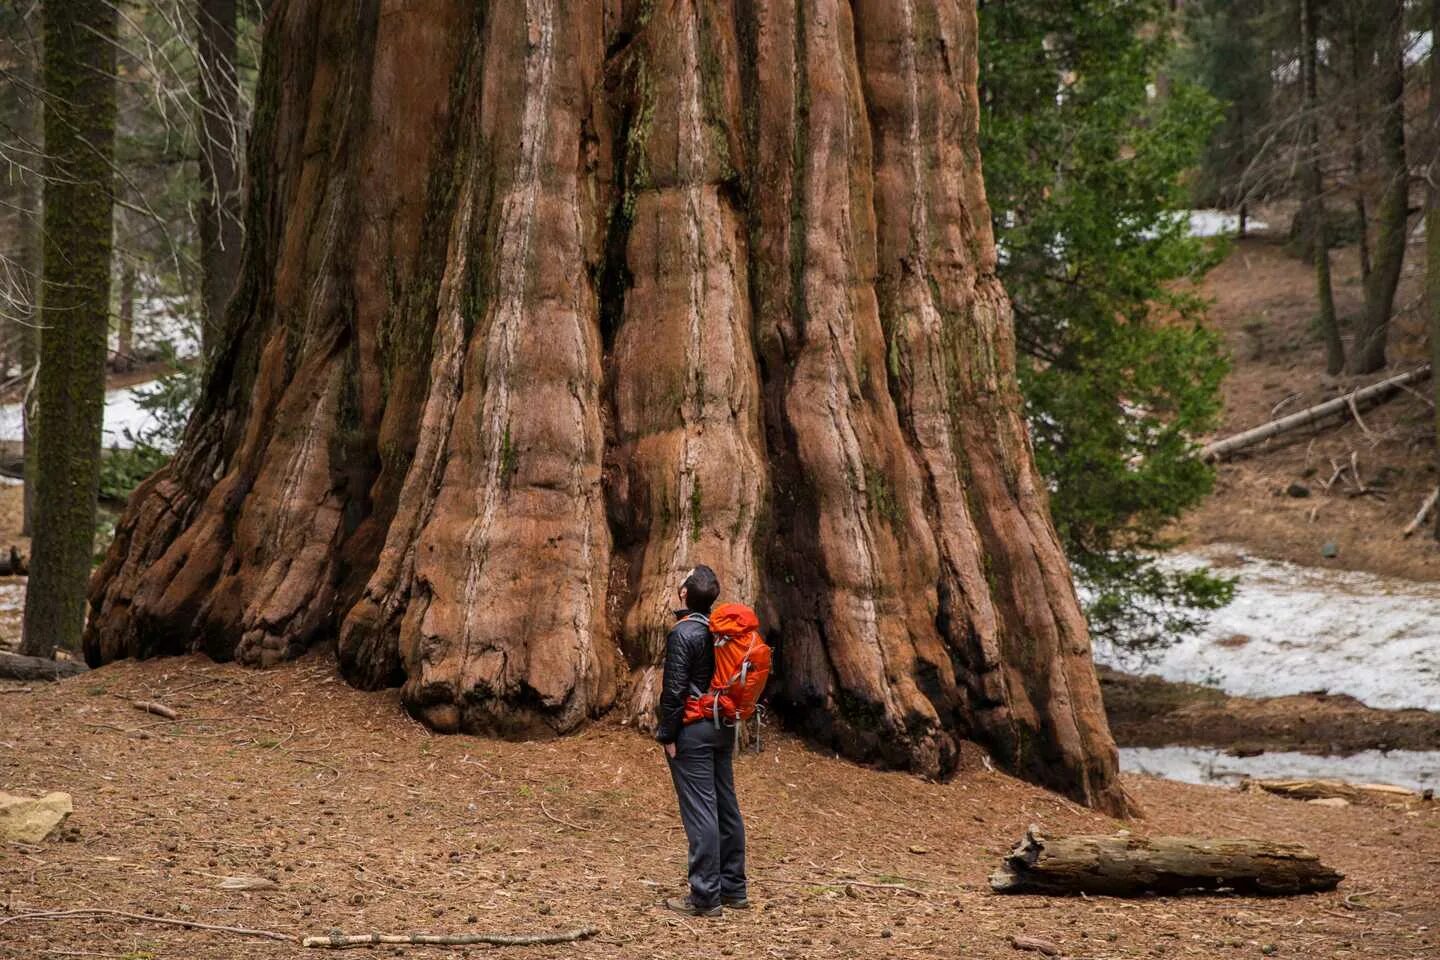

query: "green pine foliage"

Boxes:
[980, 0, 1235, 655]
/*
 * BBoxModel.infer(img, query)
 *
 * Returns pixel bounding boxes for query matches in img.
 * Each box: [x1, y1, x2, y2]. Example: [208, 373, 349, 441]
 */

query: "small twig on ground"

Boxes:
[756, 875, 930, 897]
[1347, 392, 1375, 440]
[540, 800, 591, 832]
[1348, 451, 1366, 494]
[1402, 486, 1440, 538]
[0, 908, 291, 942]
[1, 686, 33, 694]
[1394, 380, 1436, 409]
[301, 926, 598, 949]
[131, 700, 177, 720]
[1320, 459, 1346, 492]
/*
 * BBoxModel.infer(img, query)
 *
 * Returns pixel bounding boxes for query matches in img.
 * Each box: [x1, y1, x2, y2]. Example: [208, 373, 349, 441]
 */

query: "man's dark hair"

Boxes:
[682, 565, 720, 614]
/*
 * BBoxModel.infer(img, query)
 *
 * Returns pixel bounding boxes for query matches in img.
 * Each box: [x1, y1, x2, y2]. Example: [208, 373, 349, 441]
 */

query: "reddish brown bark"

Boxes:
[85, 0, 1134, 814]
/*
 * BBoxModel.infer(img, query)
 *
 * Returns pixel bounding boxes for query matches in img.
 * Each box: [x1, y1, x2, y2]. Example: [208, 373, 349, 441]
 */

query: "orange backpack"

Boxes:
[683, 603, 771, 726]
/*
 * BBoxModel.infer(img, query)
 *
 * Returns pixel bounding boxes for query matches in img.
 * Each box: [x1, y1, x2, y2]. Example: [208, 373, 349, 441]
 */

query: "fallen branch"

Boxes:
[1200, 365, 1432, 462]
[0, 908, 291, 942]
[540, 800, 590, 832]
[132, 700, 178, 720]
[1402, 486, 1440, 538]
[989, 825, 1342, 896]
[0, 653, 88, 682]
[301, 926, 598, 949]
[1244, 778, 1431, 805]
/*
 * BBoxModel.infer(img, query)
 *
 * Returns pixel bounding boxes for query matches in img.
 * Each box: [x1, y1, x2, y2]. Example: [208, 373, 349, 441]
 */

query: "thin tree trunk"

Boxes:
[1302, 0, 1344, 374]
[1429, 0, 1440, 539]
[9, 5, 42, 539]
[1351, 0, 1407, 374]
[1351, 20, 1372, 283]
[82, 0, 1134, 815]
[195, 0, 242, 358]
[20, 0, 117, 658]
[115, 262, 135, 372]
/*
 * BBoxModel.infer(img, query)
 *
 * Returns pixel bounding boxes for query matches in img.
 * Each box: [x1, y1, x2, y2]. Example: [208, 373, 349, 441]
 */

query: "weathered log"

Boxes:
[0, 652, 88, 682]
[989, 826, 1342, 896]
[1245, 778, 1431, 805]
[1200, 365, 1431, 461]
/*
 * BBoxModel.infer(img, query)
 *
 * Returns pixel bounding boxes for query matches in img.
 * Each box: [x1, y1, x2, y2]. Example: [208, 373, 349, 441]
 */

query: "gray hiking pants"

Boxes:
[666, 720, 747, 907]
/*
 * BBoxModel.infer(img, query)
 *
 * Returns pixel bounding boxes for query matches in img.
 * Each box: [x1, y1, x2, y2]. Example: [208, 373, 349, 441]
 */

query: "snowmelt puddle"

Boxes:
[1094, 545, 1440, 712]
[1122, 746, 1440, 793]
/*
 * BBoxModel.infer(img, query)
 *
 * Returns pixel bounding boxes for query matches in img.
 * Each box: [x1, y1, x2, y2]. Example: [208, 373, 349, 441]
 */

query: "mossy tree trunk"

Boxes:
[196, 0, 243, 356]
[84, 0, 1134, 816]
[21, 0, 117, 658]
[1351, 0, 1408, 375]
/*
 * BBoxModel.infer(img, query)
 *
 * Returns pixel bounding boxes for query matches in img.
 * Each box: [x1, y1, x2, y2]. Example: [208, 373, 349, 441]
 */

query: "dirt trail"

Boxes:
[1, 656, 1437, 959]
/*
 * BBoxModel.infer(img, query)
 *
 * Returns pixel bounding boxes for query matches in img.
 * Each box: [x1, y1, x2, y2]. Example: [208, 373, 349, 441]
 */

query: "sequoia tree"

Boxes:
[84, 0, 1135, 815]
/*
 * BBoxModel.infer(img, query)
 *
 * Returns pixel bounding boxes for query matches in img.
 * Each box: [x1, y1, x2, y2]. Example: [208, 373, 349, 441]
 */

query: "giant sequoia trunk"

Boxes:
[84, 0, 1134, 815]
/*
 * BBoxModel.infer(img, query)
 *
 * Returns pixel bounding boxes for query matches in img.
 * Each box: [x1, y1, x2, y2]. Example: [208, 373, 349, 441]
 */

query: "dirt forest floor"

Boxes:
[1172, 226, 1440, 582]
[2, 657, 1438, 960]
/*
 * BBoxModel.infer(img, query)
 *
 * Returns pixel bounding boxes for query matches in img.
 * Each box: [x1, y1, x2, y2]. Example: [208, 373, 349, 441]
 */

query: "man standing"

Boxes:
[656, 564, 748, 916]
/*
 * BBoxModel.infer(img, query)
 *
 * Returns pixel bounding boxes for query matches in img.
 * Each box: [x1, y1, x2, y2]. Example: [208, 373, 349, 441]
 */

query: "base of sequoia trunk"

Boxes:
[82, 0, 1135, 817]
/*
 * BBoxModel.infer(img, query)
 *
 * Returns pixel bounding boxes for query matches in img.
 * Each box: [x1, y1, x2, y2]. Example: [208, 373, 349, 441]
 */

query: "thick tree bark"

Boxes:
[83, 0, 1133, 814]
[195, 0, 243, 356]
[1301, 0, 1344, 375]
[21, 0, 117, 658]
[990, 827, 1343, 897]
[1351, 0, 1408, 375]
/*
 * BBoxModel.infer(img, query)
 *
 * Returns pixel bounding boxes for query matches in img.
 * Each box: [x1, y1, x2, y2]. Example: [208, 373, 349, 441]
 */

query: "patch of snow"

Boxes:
[1094, 544, 1440, 711]
[1406, 31, 1433, 69]
[1122, 745, 1440, 794]
[1183, 210, 1268, 238]
[0, 384, 165, 451]
[112, 293, 201, 361]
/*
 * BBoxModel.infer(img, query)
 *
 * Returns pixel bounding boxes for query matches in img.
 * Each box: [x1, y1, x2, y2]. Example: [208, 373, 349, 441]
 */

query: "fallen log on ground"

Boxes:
[989, 826, 1342, 896]
[1244, 778, 1432, 805]
[301, 926, 599, 949]
[1199, 365, 1431, 462]
[0, 652, 88, 682]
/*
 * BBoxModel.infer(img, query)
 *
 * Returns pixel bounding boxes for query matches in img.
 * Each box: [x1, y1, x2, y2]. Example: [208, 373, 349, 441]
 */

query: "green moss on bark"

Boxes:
[22, 0, 118, 657]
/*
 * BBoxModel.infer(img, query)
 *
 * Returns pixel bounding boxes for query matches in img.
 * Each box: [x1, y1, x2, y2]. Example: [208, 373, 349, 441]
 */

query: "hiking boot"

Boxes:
[721, 895, 751, 909]
[663, 896, 721, 917]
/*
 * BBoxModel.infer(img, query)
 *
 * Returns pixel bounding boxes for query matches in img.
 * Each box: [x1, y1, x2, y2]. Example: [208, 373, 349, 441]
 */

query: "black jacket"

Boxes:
[654, 609, 714, 744]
